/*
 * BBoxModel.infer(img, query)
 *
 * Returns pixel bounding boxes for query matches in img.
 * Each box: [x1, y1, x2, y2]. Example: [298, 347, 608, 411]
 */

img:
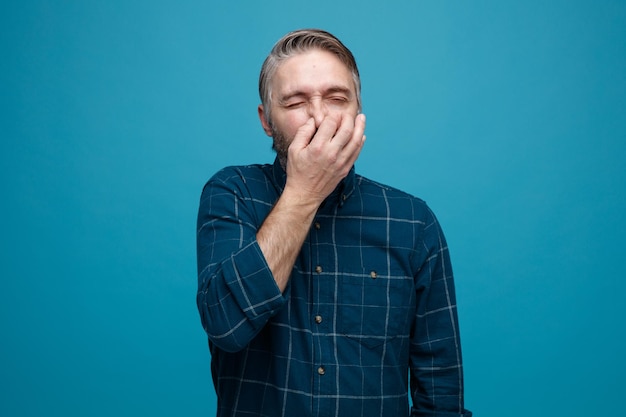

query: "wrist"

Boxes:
[281, 183, 324, 214]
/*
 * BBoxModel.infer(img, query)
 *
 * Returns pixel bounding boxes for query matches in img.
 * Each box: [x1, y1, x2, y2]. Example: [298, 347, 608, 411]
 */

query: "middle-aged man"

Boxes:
[197, 28, 472, 417]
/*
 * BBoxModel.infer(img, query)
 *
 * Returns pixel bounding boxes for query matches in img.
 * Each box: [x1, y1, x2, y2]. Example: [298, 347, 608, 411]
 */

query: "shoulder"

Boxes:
[206, 163, 272, 186]
[355, 174, 421, 199]
[199, 163, 275, 204]
[356, 175, 436, 224]
[202, 163, 274, 193]
[356, 174, 428, 208]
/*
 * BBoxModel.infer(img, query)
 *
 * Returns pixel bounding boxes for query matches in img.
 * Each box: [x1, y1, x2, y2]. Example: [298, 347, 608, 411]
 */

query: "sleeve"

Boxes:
[196, 169, 287, 353]
[409, 206, 472, 417]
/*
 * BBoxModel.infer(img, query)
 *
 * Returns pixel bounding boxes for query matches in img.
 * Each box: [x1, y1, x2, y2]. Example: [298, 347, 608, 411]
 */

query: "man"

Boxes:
[197, 29, 472, 417]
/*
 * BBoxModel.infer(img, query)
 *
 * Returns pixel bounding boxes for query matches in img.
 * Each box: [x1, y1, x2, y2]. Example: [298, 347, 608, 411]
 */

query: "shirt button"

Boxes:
[314, 222, 321, 230]
[317, 366, 325, 375]
[315, 265, 322, 274]
[314, 315, 322, 324]
[370, 270, 377, 279]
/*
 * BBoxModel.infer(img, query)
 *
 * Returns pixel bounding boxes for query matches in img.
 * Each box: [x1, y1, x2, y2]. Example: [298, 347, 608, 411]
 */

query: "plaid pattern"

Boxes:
[197, 159, 471, 417]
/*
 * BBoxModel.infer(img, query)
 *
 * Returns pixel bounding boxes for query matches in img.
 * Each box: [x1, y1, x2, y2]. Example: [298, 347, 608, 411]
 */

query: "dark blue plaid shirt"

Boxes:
[197, 159, 472, 417]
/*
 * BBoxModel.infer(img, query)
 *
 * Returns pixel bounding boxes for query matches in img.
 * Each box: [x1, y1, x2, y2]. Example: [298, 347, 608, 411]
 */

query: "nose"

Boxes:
[308, 99, 327, 127]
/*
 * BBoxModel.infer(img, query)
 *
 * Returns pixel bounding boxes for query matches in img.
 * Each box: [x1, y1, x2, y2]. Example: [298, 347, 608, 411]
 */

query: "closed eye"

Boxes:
[284, 101, 305, 108]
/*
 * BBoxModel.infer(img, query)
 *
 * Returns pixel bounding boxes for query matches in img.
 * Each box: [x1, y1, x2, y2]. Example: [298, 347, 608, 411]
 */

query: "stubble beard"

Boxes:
[270, 120, 290, 169]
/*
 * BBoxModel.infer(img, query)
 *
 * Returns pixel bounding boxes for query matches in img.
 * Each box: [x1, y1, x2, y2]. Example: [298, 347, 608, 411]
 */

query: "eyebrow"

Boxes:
[278, 85, 354, 104]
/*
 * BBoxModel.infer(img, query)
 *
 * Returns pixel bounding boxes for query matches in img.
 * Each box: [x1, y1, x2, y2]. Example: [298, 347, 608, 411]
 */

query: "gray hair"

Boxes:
[259, 29, 362, 123]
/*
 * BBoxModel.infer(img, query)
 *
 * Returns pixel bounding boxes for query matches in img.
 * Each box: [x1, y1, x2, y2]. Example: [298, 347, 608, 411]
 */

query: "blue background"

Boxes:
[2, 1, 625, 416]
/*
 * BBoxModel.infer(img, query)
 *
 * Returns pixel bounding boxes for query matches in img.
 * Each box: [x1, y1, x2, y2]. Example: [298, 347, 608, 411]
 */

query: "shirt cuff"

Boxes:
[226, 240, 286, 322]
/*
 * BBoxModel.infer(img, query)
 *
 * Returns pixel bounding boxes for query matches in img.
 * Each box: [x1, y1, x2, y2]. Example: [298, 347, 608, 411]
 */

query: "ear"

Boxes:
[258, 105, 273, 137]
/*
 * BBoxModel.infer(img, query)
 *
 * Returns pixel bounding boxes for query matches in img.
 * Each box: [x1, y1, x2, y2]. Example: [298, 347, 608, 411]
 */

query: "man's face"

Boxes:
[259, 49, 360, 164]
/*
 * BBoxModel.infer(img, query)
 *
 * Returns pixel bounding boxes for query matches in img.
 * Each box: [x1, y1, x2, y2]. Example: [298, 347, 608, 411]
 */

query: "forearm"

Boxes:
[256, 186, 320, 291]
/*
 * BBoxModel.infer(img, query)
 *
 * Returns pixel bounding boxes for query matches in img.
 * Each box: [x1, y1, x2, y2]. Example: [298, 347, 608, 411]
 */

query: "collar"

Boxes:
[270, 157, 356, 208]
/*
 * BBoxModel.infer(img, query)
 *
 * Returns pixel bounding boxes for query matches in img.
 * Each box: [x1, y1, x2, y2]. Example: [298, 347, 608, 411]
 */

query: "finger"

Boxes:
[289, 118, 316, 150]
[341, 113, 366, 153]
[310, 115, 340, 145]
[337, 114, 366, 164]
[354, 113, 366, 140]
[328, 113, 356, 148]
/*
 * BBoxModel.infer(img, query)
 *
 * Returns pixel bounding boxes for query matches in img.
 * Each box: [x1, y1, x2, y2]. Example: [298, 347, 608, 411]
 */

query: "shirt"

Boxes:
[196, 158, 472, 417]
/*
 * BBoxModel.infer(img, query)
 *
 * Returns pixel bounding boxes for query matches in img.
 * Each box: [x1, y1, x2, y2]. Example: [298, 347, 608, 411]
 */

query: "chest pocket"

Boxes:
[339, 268, 415, 349]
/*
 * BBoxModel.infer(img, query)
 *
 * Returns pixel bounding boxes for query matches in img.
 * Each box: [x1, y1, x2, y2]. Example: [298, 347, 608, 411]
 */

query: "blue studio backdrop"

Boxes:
[2, 1, 625, 416]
